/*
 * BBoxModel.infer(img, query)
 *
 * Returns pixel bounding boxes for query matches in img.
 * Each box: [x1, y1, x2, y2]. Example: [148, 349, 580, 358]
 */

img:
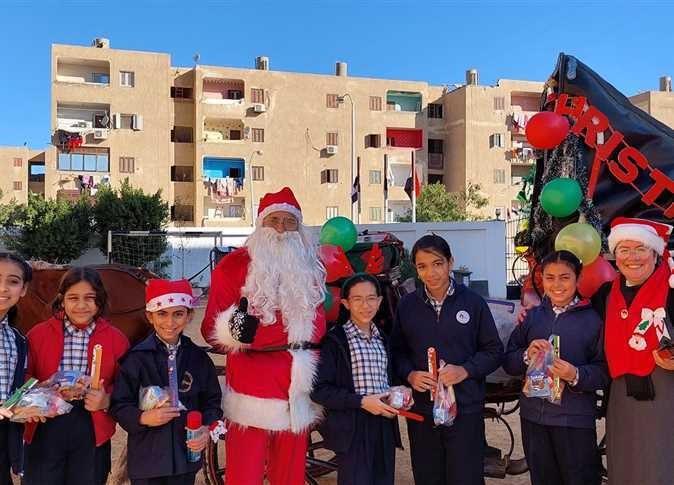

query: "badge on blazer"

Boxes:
[456, 310, 470, 324]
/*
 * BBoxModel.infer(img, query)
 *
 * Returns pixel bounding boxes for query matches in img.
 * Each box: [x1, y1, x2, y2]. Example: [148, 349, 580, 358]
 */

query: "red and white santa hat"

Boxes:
[608, 217, 674, 287]
[256, 186, 302, 225]
[145, 279, 195, 312]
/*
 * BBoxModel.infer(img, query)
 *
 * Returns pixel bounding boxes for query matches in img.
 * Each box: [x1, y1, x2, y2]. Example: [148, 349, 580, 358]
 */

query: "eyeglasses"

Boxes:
[263, 216, 299, 231]
[348, 296, 381, 307]
[615, 246, 652, 258]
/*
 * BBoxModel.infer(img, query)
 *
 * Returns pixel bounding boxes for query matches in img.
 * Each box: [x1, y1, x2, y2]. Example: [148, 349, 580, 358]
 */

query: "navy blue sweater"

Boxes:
[311, 324, 402, 453]
[390, 284, 504, 415]
[4, 325, 27, 475]
[503, 298, 609, 429]
[109, 333, 223, 480]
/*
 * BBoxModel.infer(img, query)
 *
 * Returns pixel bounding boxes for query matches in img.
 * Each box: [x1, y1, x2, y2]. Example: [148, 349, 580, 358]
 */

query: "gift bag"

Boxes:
[386, 386, 414, 411]
[10, 389, 73, 422]
[139, 386, 186, 411]
[43, 370, 91, 401]
[522, 335, 562, 404]
[433, 361, 458, 427]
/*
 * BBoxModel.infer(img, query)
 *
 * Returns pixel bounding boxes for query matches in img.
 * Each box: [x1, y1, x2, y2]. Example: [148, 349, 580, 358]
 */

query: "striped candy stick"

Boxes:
[90, 344, 103, 390]
[428, 347, 438, 401]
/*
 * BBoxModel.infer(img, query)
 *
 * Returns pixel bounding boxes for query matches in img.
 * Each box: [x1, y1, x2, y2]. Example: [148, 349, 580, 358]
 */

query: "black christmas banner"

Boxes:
[529, 53, 674, 254]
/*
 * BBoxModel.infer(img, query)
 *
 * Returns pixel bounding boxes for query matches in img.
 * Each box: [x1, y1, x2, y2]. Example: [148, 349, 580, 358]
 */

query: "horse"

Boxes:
[16, 262, 156, 345]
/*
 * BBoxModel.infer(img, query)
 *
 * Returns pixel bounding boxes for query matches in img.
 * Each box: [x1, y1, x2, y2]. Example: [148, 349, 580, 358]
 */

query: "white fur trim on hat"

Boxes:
[256, 203, 303, 225]
[146, 292, 195, 311]
[608, 223, 666, 255]
[669, 256, 674, 288]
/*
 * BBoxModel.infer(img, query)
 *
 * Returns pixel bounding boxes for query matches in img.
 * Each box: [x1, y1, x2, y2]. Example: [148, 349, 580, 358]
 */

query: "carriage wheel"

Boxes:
[202, 430, 337, 484]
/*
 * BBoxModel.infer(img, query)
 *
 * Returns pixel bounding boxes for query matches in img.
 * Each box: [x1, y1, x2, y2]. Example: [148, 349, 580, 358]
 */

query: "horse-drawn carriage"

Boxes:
[17, 231, 527, 484]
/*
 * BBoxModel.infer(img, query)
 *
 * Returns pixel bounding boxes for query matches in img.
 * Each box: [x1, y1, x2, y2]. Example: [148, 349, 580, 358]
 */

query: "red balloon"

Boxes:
[577, 255, 617, 298]
[319, 244, 355, 283]
[324, 286, 341, 322]
[525, 112, 570, 149]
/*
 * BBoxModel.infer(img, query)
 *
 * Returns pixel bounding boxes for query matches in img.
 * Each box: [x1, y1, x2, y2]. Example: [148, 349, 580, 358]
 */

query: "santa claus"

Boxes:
[201, 187, 327, 485]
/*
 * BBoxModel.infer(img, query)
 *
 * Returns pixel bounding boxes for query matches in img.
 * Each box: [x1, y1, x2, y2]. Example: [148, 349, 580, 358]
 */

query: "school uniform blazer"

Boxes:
[390, 283, 504, 416]
[311, 324, 402, 454]
[24, 316, 130, 446]
[109, 333, 223, 480]
[5, 324, 27, 474]
[503, 298, 609, 429]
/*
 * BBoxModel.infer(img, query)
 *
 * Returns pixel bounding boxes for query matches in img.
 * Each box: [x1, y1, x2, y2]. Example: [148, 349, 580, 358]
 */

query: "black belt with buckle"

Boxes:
[248, 342, 321, 352]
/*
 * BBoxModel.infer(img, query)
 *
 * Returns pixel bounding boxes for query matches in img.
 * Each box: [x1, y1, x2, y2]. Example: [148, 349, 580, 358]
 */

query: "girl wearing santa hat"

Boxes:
[22, 267, 130, 485]
[593, 217, 674, 485]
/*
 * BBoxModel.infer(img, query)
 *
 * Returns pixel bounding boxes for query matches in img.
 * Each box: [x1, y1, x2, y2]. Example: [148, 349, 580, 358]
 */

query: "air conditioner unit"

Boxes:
[253, 103, 266, 113]
[93, 129, 109, 140]
[326, 145, 338, 155]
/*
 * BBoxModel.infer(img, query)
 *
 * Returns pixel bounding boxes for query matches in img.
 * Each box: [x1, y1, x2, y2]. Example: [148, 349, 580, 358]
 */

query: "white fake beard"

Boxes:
[243, 226, 326, 342]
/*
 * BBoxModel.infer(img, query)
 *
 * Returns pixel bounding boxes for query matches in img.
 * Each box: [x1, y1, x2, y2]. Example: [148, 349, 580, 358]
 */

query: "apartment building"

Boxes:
[0, 146, 46, 204]
[3, 39, 672, 226]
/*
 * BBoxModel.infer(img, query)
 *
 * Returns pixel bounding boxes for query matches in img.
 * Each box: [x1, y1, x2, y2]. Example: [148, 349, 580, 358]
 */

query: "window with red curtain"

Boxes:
[386, 128, 423, 149]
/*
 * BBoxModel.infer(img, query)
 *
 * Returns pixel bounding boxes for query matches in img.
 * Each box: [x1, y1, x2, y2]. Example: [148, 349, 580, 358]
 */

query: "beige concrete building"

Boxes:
[2, 39, 672, 227]
[630, 76, 674, 129]
[0, 146, 46, 204]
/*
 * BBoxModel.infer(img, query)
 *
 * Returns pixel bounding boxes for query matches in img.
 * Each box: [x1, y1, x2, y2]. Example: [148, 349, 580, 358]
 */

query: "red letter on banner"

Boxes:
[555, 94, 586, 120]
[572, 106, 609, 148]
[595, 129, 625, 162]
[607, 147, 644, 184]
[642, 169, 674, 207]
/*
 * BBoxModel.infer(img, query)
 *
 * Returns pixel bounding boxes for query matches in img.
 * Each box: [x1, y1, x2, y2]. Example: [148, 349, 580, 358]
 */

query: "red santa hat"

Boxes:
[608, 217, 674, 287]
[256, 186, 303, 224]
[145, 279, 195, 312]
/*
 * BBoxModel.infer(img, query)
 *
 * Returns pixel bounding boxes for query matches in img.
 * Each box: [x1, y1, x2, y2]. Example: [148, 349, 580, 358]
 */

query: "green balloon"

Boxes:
[555, 223, 601, 264]
[319, 216, 358, 252]
[324, 286, 334, 311]
[540, 178, 583, 218]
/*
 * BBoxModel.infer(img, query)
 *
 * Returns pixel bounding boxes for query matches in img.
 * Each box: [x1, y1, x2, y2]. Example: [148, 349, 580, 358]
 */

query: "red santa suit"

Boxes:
[201, 187, 326, 485]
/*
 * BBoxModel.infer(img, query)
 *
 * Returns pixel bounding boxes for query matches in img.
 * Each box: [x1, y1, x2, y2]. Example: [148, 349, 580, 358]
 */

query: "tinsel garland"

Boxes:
[529, 132, 606, 260]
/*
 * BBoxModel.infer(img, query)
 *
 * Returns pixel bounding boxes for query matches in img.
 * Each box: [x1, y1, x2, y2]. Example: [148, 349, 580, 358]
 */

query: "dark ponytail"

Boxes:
[0, 252, 32, 326]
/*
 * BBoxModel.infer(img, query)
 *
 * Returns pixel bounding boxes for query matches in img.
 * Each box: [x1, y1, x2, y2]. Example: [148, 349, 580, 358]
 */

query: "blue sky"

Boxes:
[1, 0, 672, 148]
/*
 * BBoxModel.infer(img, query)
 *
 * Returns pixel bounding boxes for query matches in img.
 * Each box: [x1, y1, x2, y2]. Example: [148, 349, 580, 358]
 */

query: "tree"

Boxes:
[1, 193, 92, 263]
[398, 182, 489, 222]
[92, 179, 169, 267]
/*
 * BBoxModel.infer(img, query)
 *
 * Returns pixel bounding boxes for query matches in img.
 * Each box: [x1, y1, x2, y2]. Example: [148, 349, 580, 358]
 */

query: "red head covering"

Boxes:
[145, 279, 195, 312]
[256, 187, 302, 223]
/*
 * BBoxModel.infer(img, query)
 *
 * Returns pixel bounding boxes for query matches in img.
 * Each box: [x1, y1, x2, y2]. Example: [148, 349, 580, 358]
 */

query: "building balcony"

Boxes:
[56, 103, 111, 134]
[386, 91, 422, 112]
[203, 118, 246, 143]
[509, 110, 538, 133]
[55, 58, 110, 86]
[507, 147, 535, 165]
[386, 128, 423, 149]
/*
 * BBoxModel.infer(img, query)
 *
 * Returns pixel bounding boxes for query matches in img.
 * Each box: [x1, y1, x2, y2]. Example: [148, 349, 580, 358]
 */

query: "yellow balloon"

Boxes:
[515, 245, 529, 255]
[554, 223, 601, 264]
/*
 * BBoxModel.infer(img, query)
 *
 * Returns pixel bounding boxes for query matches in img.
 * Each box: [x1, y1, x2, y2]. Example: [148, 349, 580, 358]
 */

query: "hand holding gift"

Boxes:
[361, 392, 398, 418]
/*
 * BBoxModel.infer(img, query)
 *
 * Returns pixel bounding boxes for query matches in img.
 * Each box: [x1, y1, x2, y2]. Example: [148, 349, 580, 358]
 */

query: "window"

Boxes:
[58, 150, 109, 172]
[171, 126, 193, 143]
[252, 128, 265, 143]
[369, 96, 382, 111]
[171, 166, 194, 182]
[171, 205, 194, 222]
[171, 87, 193, 99]
[119, 157, 135, 174]
[229, 205, 244, 218]
[326, 132, 338, 146]
[13, 181, 22, 191]
[369, 170, 382, 185]
[94, 114, 109, 129]
[321, 169, 339, 184]
[494, 96, 505, 111]
[251, 88, 265, 104]
[326, 94, 339, 108]
[227, 90, 243, 100]
[493, 169, 506, 184]
[428, 174, 444, 185]
[91, 72, 109, 84]
[120, 71, 135, 87]
[489, 133, 505, 148]
[428, 139, 443, 153]
[365, 134, 381, 148]
[326, 206, 339, 219]
[369, 207, 383, 221]
[119, 114, 133, 130]
[230, 130, 242, 141]
[252, 166, 264, 181]
[428, 103, 443, 119]
[13, 158, 22, 167]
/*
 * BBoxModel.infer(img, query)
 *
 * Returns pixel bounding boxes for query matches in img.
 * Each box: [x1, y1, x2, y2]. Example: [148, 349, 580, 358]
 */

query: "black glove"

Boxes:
[229, 298, 259, 344]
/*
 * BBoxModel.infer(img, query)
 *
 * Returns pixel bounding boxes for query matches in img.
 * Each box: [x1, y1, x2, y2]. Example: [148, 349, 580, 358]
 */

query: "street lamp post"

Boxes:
[248, 149, 263, 226]
[337, 94, 358, 223]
